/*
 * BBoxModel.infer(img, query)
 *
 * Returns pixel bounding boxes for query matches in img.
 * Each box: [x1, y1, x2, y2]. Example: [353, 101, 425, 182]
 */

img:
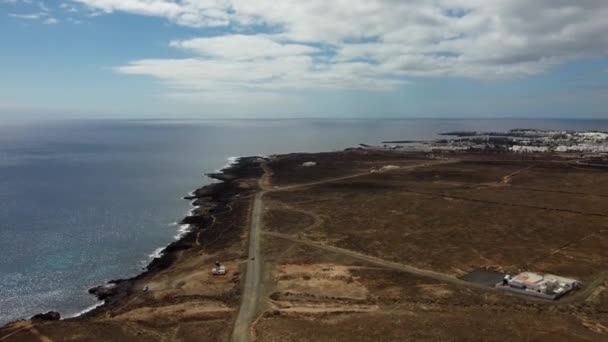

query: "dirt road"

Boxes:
[231, 159, 459, 341]
[263, 231, 487, 290]
[231, 192, 263, 342]
[263, 227, 606, 305]
[266, 160, 458, 193]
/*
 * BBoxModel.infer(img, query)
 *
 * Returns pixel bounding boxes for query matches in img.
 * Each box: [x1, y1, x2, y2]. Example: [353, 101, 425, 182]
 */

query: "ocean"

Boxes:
[1, 118, 608, 324]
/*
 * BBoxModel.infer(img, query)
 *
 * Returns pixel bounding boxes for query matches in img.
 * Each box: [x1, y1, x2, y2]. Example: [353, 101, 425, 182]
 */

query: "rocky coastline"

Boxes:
[25, 156, 267, 323]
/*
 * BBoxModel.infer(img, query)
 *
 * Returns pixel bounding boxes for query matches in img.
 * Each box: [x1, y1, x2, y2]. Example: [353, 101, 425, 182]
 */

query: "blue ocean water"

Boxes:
[1, 118, 608, 324]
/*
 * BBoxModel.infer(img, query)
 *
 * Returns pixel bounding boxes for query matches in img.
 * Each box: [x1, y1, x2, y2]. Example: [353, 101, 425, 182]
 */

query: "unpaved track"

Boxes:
[231, 159, 455, 341]
[0, 324, 33, 342]
[262, 231, 607, 305]
[231, 192, 263, 342]
[262, 231, 485, 290]
[502, 164, 535, 184]
[267, 160, 458, 193]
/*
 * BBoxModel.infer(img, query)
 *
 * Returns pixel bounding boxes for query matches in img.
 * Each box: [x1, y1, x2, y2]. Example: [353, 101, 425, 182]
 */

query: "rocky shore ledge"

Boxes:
[29, 156, 267, 322]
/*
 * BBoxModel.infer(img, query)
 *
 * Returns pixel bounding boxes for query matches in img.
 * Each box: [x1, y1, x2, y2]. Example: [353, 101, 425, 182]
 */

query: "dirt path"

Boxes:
[0, 324, 53, 342]
[29, 328, 53, 342]
[231, 159, 458, 341]
[263, 231, 486, 290]
[263, 231, 606, 305]
[231, 192, 263, 342]
[501, 164, 535, 184]
[266, 160, 458, 193]
[0, 324, 32, 341]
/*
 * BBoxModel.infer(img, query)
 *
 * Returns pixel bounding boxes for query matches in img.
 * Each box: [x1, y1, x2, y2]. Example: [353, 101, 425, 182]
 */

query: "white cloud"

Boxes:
[169, 35, 318, 60]
[5, 0, 60, 24]
[116, 39, 406, 93]
[71, 0, 231, 27]
[70, 0, 608, 100]
[8, 11, 58, 24]
[1, 0, 33, 4]
[66, 17, 82, 24]
[38, 1, 49, 12]
[42, 16, 57, 24]
[9, 12, 46, 20]
[60, 2, 78, 12]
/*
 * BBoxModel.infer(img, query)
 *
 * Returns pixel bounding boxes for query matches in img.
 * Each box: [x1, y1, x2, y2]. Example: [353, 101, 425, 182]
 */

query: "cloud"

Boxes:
[6, 1, 61, 24]
[1, 0, 32, 4]
[9, 11, 57, 24]
[169, 35, 319, 60]
[116, 36, 406, 93]
[42, 17, 57, 24]
[38, 1, 49, 12]
[9, 12, 43, 19]
[66, 17, 82, 24]
[60, 2, 79, 12]
[71, 0, 608, 99]
[71, 0, 230, 27]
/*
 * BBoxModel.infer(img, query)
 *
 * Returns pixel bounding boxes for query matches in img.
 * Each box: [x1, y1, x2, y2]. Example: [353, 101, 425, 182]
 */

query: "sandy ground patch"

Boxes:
[415, 283, 454, 298]
[107, 301, 233, 322]
[275, 264, 368, 300]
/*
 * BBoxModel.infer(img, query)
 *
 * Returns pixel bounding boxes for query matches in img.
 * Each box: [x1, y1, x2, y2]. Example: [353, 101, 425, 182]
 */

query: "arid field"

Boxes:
[256, 151, 608, 341]
[2, 150, 608, 341]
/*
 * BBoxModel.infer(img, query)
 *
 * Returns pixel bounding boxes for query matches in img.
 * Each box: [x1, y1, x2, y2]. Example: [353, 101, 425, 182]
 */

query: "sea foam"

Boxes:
[149, 247, 166, 259]
[65, 301, 105, 319]
[216, 156, 240, 172]
[175, 224, 192, 239]
[142, 156, 236, 283]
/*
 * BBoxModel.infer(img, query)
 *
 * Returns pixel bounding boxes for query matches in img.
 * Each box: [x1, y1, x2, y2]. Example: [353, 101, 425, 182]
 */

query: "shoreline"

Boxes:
[3, 146, 608, 340]
[8, 155, 267, 325]
[6, 130, 605, 325]
[82, 155, 266, 318]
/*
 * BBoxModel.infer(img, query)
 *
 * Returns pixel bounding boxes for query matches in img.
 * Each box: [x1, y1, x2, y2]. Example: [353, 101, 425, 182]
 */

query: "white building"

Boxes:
[497, 272, 580, 299]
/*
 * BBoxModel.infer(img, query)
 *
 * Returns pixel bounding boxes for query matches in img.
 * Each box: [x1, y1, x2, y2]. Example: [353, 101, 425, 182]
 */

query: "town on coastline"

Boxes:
[380, 129, 608, 154]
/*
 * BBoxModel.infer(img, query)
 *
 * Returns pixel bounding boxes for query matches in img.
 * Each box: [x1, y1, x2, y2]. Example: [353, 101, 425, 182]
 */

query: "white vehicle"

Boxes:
[212, 261, 227, 276]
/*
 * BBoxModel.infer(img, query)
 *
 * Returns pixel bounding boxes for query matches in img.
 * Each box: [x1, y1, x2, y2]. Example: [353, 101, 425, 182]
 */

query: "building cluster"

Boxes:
[497, 272, 581, 299]
[381, 129, 608, 154]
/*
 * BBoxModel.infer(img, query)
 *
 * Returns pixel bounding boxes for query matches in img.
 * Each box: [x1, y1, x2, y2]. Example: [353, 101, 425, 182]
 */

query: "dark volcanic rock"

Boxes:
[88, 284, 118, 301]
[180, 214, 209, 225]
[207, 156, 267, 181]
[192, 199, 221, 211]
[31, 311, 61, 321]
[206, 172, 238, 182]
[192, 182, 226, 197]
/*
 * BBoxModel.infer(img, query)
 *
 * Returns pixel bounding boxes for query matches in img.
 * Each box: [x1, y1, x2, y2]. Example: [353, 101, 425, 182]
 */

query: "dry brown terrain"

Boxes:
[255, 150, 608, 341]
[2, 149, 608, 341]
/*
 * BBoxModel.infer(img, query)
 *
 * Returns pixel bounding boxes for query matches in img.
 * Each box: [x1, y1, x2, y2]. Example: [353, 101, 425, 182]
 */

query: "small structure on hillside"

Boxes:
[497, 272, 580, 299]
[371, 165, 400, 173]
[212, 261, 227, 276]
[302, 161, 317, 167]
[380, 165, 400, 171]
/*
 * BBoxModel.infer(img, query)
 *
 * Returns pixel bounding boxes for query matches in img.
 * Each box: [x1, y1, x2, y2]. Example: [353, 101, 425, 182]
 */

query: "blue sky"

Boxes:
[1, 0, 607, 120]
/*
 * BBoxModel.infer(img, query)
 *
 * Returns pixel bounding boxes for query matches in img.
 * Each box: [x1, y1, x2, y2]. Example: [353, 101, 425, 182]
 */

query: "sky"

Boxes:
[1, 0, 607, 120]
